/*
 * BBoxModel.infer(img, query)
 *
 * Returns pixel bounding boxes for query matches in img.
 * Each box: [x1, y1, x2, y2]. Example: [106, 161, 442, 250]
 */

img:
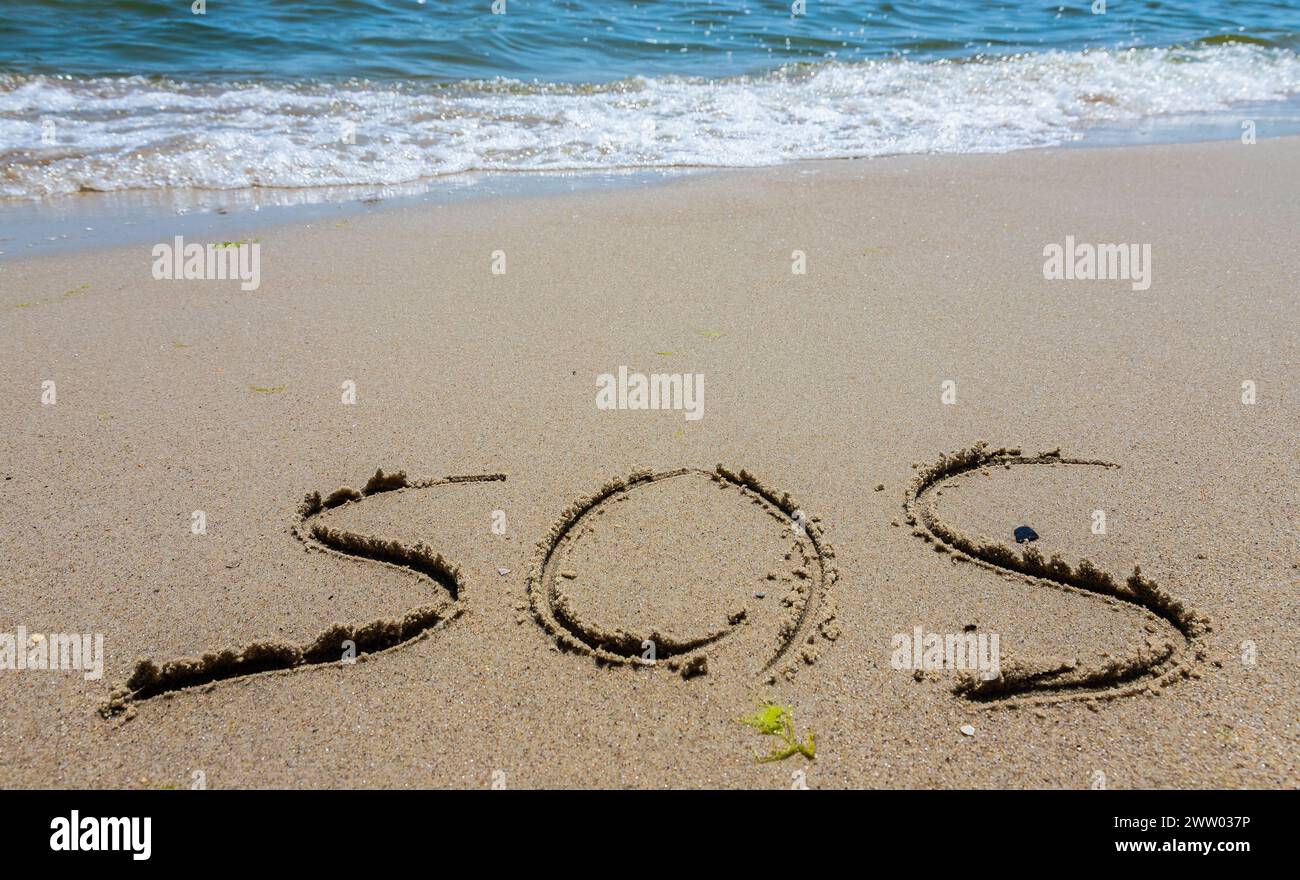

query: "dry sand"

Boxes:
[0, 136, 1296, 788]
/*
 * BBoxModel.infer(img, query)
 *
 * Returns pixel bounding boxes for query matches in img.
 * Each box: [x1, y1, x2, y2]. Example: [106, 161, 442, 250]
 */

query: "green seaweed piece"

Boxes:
[739, 700, 815, 763]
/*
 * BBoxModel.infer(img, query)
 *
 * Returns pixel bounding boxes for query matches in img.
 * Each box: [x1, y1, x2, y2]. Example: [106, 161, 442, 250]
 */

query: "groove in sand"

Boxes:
[526, 465, 840, 680]
[100, 469, 505, 719]
[904, 442, 1213, 708]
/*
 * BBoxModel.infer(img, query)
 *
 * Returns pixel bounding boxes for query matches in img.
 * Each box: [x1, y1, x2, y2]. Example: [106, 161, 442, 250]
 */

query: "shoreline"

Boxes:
[5, 98, 1300, 262]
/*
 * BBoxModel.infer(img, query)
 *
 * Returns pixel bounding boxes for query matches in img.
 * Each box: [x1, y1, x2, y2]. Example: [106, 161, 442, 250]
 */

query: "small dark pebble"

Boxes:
[1014, 525, 1039, 543]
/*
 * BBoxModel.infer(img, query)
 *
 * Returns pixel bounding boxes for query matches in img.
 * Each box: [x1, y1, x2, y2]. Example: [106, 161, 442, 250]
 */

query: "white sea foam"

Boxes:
[1, 44, 1297, 199]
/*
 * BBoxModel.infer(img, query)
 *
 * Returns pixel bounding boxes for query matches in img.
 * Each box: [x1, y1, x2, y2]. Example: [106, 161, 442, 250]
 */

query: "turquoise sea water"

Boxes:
[4, 0, 1299, 83]
[1, 1, 1299, 200]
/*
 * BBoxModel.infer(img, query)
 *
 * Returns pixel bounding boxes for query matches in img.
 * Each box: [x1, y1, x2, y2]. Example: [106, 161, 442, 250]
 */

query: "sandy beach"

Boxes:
[1, 136, 1296, 789]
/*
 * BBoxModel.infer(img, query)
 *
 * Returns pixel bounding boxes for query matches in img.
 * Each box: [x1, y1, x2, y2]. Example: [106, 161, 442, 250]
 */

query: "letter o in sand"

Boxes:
[527, 466, 839, 681]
